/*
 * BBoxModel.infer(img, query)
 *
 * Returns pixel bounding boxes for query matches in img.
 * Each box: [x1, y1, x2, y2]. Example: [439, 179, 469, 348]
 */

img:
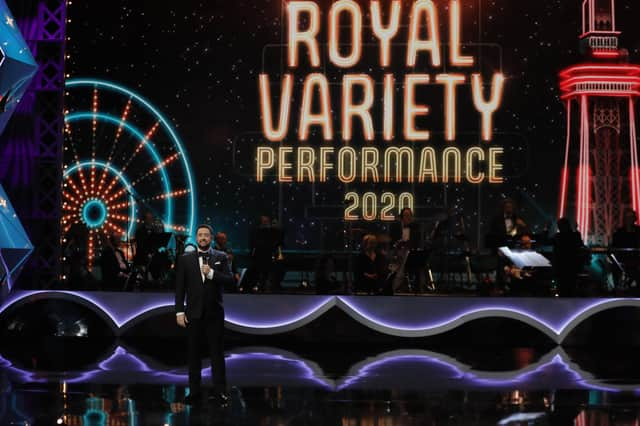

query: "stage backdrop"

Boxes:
[62, 0, 640, 252]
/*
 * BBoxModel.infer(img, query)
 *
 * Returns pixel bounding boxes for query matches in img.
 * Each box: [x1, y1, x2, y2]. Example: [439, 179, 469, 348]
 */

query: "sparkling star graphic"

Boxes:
[5, 15, 14, 28]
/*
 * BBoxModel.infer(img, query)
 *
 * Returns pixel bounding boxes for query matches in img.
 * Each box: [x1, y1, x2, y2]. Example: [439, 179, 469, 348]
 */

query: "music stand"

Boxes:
[498, 247, 551, 269]
[147, 232, 173, 252]
[127, 232, 173, 291]
[405, 248, 430, 269]
[402, 249, 431, 293]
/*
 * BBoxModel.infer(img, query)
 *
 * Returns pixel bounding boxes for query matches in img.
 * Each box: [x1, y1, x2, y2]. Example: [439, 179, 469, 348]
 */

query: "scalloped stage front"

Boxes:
[2, 291, 640, 346]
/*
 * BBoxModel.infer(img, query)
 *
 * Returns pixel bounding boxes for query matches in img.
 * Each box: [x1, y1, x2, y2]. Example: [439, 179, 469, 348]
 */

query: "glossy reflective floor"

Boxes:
[2, 342, 640, 425]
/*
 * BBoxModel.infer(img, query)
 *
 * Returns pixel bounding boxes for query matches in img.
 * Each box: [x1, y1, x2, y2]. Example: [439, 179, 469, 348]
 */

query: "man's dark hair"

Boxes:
[501, 198, 516, 208]
[196, 224, 214, 235]
[557, 217, 572, 233]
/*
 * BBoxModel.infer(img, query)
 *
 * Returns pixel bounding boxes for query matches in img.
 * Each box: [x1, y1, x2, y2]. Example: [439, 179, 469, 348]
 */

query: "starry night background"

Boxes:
[64, 0, 640, 251]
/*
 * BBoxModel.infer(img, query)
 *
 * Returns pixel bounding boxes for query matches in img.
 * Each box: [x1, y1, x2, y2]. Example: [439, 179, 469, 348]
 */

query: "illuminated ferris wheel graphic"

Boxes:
[62, 79, 197, 267]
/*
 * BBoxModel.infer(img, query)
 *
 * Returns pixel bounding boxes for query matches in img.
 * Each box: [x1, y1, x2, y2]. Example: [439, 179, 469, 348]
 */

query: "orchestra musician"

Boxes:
[486, 198, 529, 249]
[552, 218, 586, 297]
[133, 210, 162, 268]
[354, 234, 390, 295]
[389, 208, 427, 292]
[611, 208, 640, 289]
[431, 207, 468, 250]
[612, 208, 640, 249]
[390, 208, 424, 250]
[248, 215, 284, 293]
[214, 231, 241, 292]
[100, 231, 130, 290]
[430, 207, 473, 289]
[517, 233, 533, 250]
[502, 233, 541, 296]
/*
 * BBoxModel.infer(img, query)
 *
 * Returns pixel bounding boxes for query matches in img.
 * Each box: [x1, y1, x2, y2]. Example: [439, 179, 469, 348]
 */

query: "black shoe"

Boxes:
[184, 393, 201, 406]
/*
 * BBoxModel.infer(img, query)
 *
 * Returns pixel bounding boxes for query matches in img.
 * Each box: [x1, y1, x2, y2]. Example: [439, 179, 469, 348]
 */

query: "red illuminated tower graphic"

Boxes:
[558, 0, 640, 245]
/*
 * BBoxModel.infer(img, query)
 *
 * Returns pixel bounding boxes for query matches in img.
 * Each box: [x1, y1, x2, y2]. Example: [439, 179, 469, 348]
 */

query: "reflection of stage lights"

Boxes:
[80, 198, 108, 229]
[83, 408, 107, 425]
[507, 390, 524, 406]
[498, 412, 546, 425]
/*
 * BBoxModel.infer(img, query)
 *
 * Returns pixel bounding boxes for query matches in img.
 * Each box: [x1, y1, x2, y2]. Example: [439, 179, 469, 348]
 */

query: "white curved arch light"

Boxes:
[65, 79, 197, 236]
[1, 292, 640, 344]
[65, 112, 174, 231]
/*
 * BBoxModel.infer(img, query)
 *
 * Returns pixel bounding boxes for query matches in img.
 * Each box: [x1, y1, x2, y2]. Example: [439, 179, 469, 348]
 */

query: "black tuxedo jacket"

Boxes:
[390, 221, 423, 250]
[486, 214, 528, 248]
[175, 249, 234, 319]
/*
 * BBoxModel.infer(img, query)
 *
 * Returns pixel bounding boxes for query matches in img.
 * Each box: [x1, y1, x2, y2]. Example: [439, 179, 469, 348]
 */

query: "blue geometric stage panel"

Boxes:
[0, 183, 33, 291]
[0, 0, 38, 135]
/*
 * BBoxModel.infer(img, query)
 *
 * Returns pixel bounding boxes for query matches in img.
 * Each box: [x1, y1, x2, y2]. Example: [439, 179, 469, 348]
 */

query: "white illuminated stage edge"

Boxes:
[2, 291, 640, 344]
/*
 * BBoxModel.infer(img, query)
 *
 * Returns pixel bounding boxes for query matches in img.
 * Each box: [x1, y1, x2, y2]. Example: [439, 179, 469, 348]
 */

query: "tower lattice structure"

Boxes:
[558, 0, 640, 245]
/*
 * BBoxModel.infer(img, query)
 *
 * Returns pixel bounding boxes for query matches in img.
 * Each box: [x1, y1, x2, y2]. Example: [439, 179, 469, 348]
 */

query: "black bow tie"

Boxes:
[198, 252, 209, 258]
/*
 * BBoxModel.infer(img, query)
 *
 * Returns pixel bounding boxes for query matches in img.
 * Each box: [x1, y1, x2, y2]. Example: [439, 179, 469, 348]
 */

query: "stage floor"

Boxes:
[2, 292, 640, 424]
[1, 341, 639, 425]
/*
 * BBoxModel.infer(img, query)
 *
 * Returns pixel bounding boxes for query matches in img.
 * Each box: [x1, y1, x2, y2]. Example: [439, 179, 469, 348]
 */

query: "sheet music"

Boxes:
[498, 247, 552, 268]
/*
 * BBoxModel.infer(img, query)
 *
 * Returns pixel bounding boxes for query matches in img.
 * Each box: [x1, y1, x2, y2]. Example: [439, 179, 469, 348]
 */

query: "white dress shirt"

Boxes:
[198, 251, 215, 282]
[504, 216, 515, 235]
[401, 227, 411, 242]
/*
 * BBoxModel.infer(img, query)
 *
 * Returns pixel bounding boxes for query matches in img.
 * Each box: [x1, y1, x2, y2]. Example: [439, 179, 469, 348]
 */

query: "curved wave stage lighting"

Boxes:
[1, 292, 640, 344]
[62, 79, 197, 269]
[0, 345, 632, 392]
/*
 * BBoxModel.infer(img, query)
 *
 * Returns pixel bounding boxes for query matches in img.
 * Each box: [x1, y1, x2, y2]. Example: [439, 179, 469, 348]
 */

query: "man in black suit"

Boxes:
[612, 208, 640, 249]
[389, 208, 426, 292]
[175, 224, 234, 406]
[486, 198, 528, 249]
[390, 208, 423, 250]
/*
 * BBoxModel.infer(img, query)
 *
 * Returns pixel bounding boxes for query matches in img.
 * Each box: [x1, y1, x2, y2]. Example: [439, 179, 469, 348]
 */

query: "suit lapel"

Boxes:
[193, 248, 214, 282]
[190, 252, 200, 280]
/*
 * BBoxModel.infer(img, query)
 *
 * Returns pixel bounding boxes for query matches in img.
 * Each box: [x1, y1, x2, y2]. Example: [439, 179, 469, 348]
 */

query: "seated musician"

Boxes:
[354, 234, 390, 295]
[518, 233, 533, 250]
[133, 210, 161, 268]
[100, 232, 130, 290]
[612, 209, 640, 249]
[502, 233, 541, 296]
[214, 231, 241, 292]
[552, 218, 586, 297]
[611, 209, 640, 289]
[486, 198, 529, 249]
